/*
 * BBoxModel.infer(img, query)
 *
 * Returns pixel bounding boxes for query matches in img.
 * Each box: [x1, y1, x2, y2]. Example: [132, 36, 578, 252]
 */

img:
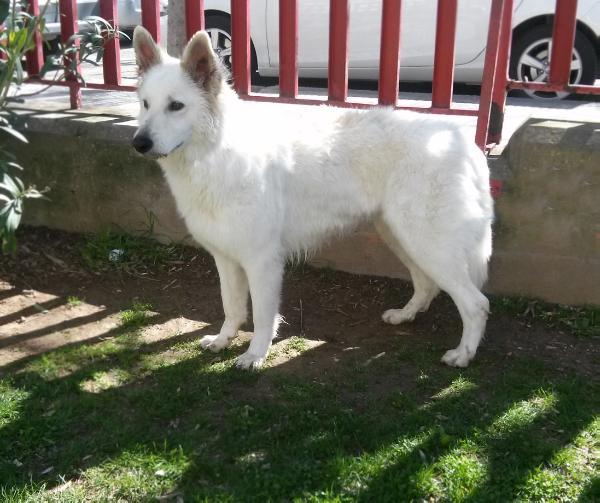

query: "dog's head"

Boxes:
[132, 27, 225, 158]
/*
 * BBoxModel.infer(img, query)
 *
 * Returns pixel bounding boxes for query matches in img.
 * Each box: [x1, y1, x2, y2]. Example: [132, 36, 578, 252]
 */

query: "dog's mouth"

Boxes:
[152, 141, 185, 159]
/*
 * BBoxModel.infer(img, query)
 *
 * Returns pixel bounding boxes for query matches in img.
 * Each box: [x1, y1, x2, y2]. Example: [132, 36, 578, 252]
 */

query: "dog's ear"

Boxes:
[181, 31, 222, 92]
[133, 26, 162, 75]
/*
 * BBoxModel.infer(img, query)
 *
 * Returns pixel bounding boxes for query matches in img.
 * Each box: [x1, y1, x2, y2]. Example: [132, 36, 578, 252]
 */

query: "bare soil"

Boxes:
[1, 227, 598, 378]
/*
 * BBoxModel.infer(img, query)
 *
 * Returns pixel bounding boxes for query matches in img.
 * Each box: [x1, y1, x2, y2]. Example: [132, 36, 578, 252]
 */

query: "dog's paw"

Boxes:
[200, 335, 229, 353]
[441, 347, 473, 368]
[382, 308, 415, 325]
[235, 350, 266, 370]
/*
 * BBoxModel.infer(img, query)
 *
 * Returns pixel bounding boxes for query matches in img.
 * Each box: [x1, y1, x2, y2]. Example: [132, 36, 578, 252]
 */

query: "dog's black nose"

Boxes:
[132, 135, 153, 154]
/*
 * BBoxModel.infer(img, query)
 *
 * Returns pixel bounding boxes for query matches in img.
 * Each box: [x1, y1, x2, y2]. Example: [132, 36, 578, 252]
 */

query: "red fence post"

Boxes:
[186, 0, 205, 40]
[59, 0, 82, 109]
[378, 0, 402, 106]
[475, 0, 505, 151]
[231, 0, 251, 96]
[141, 0, 161, 43]
[279, 0, 298, 99]
[328, 0, 349, 102]
[487, 0, 514, 145]
[549, 0, 578, 87]
[431, 0, 458, 109]
[99, 0, 121, 85]
[25, 0, 44, 76]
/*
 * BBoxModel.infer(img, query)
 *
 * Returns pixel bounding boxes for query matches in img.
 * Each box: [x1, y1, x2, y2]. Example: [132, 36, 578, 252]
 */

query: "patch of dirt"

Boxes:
[1, 227, 598, 379]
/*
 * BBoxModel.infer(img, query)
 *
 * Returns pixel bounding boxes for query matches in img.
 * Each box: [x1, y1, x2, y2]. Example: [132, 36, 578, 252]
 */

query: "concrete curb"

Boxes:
[10, 107, 600, 306]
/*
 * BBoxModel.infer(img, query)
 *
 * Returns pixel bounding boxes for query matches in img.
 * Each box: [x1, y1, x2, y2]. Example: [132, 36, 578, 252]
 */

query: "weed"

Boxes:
[285, 336, 309, 354]
[81, 231, 183, 271]
[119, 302, 154, 329]
[491, 296, 600, 337]
[66, 295, 82, 307]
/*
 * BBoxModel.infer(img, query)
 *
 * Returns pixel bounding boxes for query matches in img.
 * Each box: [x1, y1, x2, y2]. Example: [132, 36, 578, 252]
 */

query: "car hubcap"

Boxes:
[517, 37, 583, 99]
[206, 28, 232, 68]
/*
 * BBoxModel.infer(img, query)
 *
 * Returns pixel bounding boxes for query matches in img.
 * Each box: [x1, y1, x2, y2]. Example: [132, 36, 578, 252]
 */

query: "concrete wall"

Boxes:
[11, 111, 600, 306]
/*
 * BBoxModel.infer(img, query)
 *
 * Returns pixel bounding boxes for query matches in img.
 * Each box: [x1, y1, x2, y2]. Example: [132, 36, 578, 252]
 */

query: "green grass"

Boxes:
[66, 296, 82, 307]
[81, 230, 183, 271]
[119, 302, 154, 329]
[0, 324, 598, 502]
[491, 296, 600, 338]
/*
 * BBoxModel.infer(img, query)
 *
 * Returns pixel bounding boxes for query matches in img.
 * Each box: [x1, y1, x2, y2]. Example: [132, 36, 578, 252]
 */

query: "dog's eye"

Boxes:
[143, 99, 149, 110]
[168, 101, 185, 112]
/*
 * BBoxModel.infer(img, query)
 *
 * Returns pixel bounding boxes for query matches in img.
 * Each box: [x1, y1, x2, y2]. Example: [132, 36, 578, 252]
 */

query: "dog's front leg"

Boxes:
[200, 252, 249, 352]
[236, 255, 284, 370]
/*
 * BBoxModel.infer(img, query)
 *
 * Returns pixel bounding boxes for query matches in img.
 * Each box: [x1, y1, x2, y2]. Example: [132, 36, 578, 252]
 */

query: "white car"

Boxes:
[203, 0, 600, 99]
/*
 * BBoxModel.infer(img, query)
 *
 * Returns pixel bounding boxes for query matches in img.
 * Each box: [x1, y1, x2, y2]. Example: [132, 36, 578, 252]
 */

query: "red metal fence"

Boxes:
[24, 0, 600, 153]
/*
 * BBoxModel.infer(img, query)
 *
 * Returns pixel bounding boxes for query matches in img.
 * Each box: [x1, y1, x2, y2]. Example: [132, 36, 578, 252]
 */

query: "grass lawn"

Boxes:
[0, 229, 598, 501]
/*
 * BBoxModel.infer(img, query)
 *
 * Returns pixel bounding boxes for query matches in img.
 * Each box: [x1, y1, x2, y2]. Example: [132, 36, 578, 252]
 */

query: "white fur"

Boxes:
[133, 29, 493, 369]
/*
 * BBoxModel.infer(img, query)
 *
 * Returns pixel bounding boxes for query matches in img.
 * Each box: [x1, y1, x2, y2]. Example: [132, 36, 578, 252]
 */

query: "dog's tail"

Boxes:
[468, 223, 492, 290]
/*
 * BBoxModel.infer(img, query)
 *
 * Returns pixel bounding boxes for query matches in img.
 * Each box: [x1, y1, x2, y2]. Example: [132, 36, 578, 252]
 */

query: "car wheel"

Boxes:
[509, 24, 597, 99]
[204, 13, 259, 83]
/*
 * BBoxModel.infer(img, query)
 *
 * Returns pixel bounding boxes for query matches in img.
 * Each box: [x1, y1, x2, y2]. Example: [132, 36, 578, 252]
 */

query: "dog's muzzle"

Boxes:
[132, 134, 153, 154]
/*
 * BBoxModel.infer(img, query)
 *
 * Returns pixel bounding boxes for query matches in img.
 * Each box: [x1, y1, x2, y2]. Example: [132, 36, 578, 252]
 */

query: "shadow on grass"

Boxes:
[1, 322, 598, 501]
[580, 477, 600, 501]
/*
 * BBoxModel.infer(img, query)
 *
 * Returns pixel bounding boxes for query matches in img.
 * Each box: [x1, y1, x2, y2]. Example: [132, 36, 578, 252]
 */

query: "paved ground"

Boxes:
[10, 44, 600, 153]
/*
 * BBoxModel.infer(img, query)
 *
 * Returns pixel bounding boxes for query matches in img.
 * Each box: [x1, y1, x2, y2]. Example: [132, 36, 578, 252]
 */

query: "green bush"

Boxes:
[0, 0, 122, 252]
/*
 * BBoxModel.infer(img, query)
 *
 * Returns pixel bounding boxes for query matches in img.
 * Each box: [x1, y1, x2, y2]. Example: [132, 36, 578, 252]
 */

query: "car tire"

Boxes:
[509, 24, 597, 99]
[204, 13, 260, 84]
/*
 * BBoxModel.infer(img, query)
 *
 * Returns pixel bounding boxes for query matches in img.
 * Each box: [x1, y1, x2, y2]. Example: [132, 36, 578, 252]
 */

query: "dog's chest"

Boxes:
[161, 166, 234, 249]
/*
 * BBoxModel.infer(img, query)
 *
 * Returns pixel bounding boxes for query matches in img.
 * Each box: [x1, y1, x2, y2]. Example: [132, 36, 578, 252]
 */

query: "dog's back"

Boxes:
[218, 104, 492, 265]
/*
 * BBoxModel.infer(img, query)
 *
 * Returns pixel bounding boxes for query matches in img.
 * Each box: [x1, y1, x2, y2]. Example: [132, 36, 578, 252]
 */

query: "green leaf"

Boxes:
[6, 161, 23, 171]
[0, 125, 28, 143]
[0, 174, 20, 196]
[40, 54, 64, 76]
[16, 28, 29, 53]
[85, 16, 114, 30]
[24, 190, 45, 199]
[13, 175, 24, 192]
[0, 197, 22, 232]
[14, 57, 24, 85]
[5, 207, 21, 232]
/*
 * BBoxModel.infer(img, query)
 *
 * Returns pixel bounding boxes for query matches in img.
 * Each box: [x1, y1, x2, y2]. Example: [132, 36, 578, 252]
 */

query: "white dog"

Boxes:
[132, 27, 493, 369]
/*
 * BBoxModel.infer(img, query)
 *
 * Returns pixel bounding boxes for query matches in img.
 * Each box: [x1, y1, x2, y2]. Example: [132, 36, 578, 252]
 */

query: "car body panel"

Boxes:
[265, 0, 493, 70]
[581, 0, 600, 34]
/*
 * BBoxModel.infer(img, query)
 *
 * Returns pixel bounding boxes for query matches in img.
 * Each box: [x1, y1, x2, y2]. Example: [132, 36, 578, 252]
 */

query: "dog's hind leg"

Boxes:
[236, 253, 284, 370]
[200, 252, 249, 352]
[375, 218, 439, 325]
[379, 209, 489, 368]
